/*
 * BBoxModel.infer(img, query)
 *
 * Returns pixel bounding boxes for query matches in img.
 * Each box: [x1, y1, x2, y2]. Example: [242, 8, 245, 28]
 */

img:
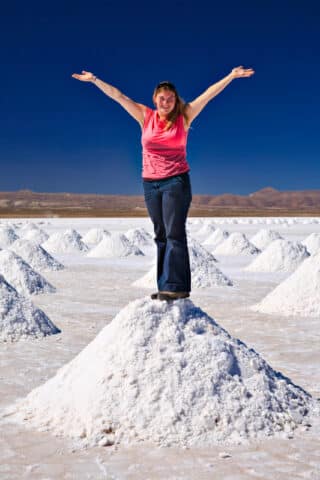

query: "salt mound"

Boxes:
[9, 239, 64, 272]
[22, 226, 49, 244]
[250, 229, 283, 250]
[202, 228, 229, 248]
[42, 229, 88, 254]
[252, 250, 320, 317]
[0, 275, 60, 341]
[82, 228, 111, 244]
[125, 228, 152, 247]
[197, 222, 216, 236]
[302, 233, 320, 255]
[87, 233, 144, 258]
[133, 238, 224, 289]
[0, 250, 56, 296]
[0, 226, 19, 247]
[9, 297, 315, 447]
[188, 237, 218, 263]
[213, 233, 260, 256]
[245, 239, 309, 272]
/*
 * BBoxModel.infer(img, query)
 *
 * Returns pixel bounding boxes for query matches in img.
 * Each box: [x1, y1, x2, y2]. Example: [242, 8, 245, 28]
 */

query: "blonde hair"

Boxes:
[153, 81, 189, 131]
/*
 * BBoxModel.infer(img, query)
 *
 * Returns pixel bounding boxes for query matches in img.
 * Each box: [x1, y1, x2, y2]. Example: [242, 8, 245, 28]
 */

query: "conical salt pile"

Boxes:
[197, 221, 216, 236]
[42, 229, 88, 254]
[87, 233, 144, 258]
[302, 233, 320, 255]
[213, 232, 260, 256]
[252, 250, 320, 317]
[0, 275, 60, 341]
[82, 228, 111, 245]
[0, 226, 19, 247]
[245, 239, 309, 272]
[8, 298, 316, 447]
[202, 228, 229, 248]
[188, 237, 218, 263]
[0, 250, 56, 296]
[125, 228, 153, 247]
[250, 229, 283, 250]
[9, 239, 64, 272]
[22, 226, 49, 244]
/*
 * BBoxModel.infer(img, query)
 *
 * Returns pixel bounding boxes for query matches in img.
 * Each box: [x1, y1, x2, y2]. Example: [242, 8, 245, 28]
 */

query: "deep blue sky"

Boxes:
[1, 0, 319, 195]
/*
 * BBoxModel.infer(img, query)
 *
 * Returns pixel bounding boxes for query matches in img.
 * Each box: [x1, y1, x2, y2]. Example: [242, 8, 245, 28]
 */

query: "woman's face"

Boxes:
[154, 89, 176, 117]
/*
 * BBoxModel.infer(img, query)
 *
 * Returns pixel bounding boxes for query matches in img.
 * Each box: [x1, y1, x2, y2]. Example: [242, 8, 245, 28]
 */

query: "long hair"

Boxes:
[152, 81, 189, 131]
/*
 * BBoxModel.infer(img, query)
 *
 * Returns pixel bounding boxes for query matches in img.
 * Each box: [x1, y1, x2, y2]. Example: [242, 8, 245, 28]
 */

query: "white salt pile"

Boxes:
[213, 232, 260, 256]
[82, 228, 111, 245]
[250, 229, 283, 250]
[87, 233, 144, 258]
[9, 239, 64, 272]
[197, 221, 216, 236]
[245, 239, 309, 273]
[8, 297, 316, 447]
[22, 226, 49, 244]
[0, 250, 56, 296]
[252, 250, 320, 317]
[125, 228, 153, 247]
[0, 226, 19, 247]
[42, 229, 89, 254]
[302, 233, 320, 255]
[202, 228, 229, 248]
[189, 250, 233, 287]
[0, 275, 60, 342]
[132, 264, 157, 288]
[188, 237, 218, 264]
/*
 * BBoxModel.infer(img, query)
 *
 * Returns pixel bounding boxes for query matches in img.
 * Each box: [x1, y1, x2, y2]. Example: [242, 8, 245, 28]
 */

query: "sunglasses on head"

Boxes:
[156, 81, 176, 90]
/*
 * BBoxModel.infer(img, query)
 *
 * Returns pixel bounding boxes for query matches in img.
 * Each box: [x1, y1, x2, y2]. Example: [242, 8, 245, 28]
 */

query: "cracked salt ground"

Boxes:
[1, 217, 320, 479]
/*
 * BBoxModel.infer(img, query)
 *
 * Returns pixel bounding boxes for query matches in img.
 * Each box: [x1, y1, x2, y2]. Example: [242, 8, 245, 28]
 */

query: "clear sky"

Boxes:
[1, 0, 319, 195]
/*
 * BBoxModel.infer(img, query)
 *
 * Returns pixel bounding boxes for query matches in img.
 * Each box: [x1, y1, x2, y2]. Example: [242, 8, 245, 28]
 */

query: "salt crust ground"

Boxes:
[6, 297, 316, 449]
[0, 275, 60, 341]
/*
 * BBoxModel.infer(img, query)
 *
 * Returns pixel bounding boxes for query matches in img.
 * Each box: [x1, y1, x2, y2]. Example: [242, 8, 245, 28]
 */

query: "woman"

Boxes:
[72, 66, 254, 301]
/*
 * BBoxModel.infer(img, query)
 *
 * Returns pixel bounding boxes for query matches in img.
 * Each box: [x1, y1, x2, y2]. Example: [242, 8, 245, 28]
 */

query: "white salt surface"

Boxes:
[8, 297, 316, 448]
[202, 228, 229, 248]
[9, 238, 64, 272]
[1, 216, 320, 480]
[197, 222, 216, 236]
[302, 232, 320, 255]
[87, 233, 144, 258]
[250, 229, 283, 250]
[0, 225, 19, 247]
[82, 228, 111, 244]
[0, 275, 60, 341]
[0, 250, 56, 296]
[245, 239, 309, 273]
[252, 250, 320, 317]
[213, 232, 260, 256]
[42, 229, 89, 254]
[22, 226, 49, 244]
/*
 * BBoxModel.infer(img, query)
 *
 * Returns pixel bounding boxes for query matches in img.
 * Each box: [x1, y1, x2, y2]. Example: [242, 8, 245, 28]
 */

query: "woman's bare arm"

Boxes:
[72, 70, 147, 128]
[185, 66, 255, 127]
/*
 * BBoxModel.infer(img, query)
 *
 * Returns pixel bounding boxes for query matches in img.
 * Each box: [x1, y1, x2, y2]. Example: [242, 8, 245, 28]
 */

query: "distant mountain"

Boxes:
[1, 188, 320, 216]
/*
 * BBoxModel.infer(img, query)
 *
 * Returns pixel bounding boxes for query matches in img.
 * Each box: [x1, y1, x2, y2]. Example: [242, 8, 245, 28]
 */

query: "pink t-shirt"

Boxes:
[141, 107, 190, 180]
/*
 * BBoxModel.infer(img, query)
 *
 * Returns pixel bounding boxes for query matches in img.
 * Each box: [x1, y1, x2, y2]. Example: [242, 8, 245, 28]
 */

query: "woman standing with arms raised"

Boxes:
[72, 66, 254, 300]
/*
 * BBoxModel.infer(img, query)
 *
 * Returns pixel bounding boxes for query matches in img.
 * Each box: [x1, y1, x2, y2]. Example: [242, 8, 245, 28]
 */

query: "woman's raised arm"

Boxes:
[184, 66, 255, 127]
[72, 70, 147, 128]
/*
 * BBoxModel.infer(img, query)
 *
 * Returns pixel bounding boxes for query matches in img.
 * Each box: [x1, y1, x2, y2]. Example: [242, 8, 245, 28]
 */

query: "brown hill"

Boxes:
[1, 187, 320, 217]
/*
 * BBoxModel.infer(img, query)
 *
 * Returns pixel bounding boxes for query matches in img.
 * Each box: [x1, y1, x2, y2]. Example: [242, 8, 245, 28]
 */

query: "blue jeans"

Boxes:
[143, 172, 192, 293]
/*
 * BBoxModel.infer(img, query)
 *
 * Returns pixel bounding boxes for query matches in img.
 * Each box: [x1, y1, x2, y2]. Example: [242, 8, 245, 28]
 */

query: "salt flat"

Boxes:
[0, 216, 319, 479]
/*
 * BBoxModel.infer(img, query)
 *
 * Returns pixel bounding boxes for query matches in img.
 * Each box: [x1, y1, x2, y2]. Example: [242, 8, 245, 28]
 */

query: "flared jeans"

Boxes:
[143, 172, 192, 293]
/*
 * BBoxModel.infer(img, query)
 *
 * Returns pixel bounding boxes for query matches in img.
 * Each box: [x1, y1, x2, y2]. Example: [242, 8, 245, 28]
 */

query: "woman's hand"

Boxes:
[230, 66, 255, 79]
[71, 70, 96, 82]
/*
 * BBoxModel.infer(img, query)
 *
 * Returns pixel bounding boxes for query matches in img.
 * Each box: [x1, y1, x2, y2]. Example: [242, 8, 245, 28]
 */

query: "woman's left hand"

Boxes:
[230, 66, 255, 79]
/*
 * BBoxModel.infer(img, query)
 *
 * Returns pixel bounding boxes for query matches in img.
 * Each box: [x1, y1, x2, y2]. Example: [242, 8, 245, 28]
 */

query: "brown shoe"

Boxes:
[157, 291, 190, 301]
[150, 292, 159, 300]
